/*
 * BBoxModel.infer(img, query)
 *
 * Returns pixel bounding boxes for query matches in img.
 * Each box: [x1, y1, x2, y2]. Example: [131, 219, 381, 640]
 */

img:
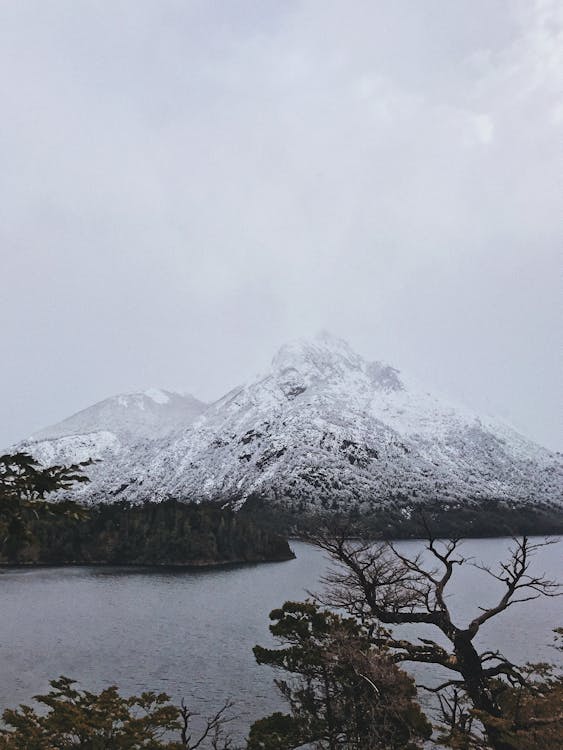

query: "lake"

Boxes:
[0, 538, 561, 737]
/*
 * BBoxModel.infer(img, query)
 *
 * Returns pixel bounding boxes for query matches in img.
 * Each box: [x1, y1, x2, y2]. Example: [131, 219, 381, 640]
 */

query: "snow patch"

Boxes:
[144, 388, 170, 405]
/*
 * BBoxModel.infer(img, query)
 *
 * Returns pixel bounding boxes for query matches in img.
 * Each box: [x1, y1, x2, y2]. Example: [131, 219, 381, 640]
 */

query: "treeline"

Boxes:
[0, 499, 294, 566]
[353, 498, 563, 538]
[241, 493, 563, 538]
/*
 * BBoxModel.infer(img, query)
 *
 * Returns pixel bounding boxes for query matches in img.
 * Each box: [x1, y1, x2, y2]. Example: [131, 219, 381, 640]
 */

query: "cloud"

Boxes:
[471, 114, 495, 145]
[0, 0, 560, 450]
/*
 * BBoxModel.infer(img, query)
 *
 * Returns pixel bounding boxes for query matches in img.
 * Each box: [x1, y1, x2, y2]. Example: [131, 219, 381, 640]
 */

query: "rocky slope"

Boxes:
[17, 334, 562, 513]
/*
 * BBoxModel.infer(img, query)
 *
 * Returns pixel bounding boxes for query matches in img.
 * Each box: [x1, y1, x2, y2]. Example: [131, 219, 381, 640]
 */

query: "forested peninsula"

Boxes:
[0, 498, 294, 566]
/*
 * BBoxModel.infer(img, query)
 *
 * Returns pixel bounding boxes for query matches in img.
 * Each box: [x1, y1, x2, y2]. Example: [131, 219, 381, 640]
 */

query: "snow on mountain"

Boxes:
[20, 389, 207, 470]
[18, 334, 562, 511]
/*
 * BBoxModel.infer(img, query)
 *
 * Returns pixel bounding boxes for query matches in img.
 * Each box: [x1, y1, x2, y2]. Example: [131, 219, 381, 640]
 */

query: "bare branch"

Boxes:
[179, 698, 236, 750]
[418, 678, 466, 693]
[467, 537, 561, 635]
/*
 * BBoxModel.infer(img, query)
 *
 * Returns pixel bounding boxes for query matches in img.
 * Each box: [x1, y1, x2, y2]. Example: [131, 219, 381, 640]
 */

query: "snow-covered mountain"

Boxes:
[18, 334, 562, 512]
[20, 389, 207, 467]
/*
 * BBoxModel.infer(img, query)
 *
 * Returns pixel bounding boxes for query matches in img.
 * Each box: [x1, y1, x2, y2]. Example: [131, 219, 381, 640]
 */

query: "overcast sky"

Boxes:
[1, 0, 561, 451]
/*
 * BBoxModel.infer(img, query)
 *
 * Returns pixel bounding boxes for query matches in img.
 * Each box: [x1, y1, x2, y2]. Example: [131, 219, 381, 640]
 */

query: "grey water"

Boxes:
[0, 538, 561, 736]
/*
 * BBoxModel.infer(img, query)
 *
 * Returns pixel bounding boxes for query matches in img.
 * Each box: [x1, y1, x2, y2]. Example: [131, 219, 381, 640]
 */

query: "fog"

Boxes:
[1, 1, 561, 450]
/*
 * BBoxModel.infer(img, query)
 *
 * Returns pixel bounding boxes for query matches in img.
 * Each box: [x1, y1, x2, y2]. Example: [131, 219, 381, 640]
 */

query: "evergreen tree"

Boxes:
[248, 601, 431, 750]
[0, 452, 90, 562]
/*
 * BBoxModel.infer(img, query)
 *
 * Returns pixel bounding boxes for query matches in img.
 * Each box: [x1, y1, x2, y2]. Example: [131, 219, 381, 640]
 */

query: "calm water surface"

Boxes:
[0, 538, 561, 734]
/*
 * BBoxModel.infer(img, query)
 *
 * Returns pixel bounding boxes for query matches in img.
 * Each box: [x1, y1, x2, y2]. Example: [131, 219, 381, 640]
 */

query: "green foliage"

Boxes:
[0, 677, 238, 750]
[247, 713, 306, 750]
[478, 663, 563, 750]
[436, 663, 563, 750]
[248, 601, 431, 750]
[0, 452, 91, 562]
[0, 676, 181, 749]
[0, 452, 91, 500]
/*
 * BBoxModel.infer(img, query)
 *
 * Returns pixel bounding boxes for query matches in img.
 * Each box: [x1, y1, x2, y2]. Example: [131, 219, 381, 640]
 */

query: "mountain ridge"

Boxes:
[15, 333, 563, 514]
[30, 388, 207, 441]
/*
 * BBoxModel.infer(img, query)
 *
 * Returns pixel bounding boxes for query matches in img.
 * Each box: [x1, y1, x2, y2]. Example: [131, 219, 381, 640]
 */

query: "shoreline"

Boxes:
[0, 550, 296, 571]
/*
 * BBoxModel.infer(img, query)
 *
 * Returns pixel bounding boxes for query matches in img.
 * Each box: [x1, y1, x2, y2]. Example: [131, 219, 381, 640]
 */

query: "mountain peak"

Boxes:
[313, 329, 356, 350]
[30, 389, 207, 443]
[272, 332, 361, 372]
[270, 333, 402, 394]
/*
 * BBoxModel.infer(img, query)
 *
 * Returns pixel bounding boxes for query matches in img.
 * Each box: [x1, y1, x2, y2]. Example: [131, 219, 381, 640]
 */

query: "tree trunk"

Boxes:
[454, 632, 513, 750]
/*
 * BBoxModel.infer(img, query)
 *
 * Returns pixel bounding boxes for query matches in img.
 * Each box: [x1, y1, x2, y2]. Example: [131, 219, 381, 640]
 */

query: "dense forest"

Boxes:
[240, 493, 563, 538]
[0, 498, 294, 566]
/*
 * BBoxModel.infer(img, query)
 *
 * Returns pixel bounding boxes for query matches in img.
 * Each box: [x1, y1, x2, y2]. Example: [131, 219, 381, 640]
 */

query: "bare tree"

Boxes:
[178, 699, 237, 750]
[305, 522, 560, 750]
